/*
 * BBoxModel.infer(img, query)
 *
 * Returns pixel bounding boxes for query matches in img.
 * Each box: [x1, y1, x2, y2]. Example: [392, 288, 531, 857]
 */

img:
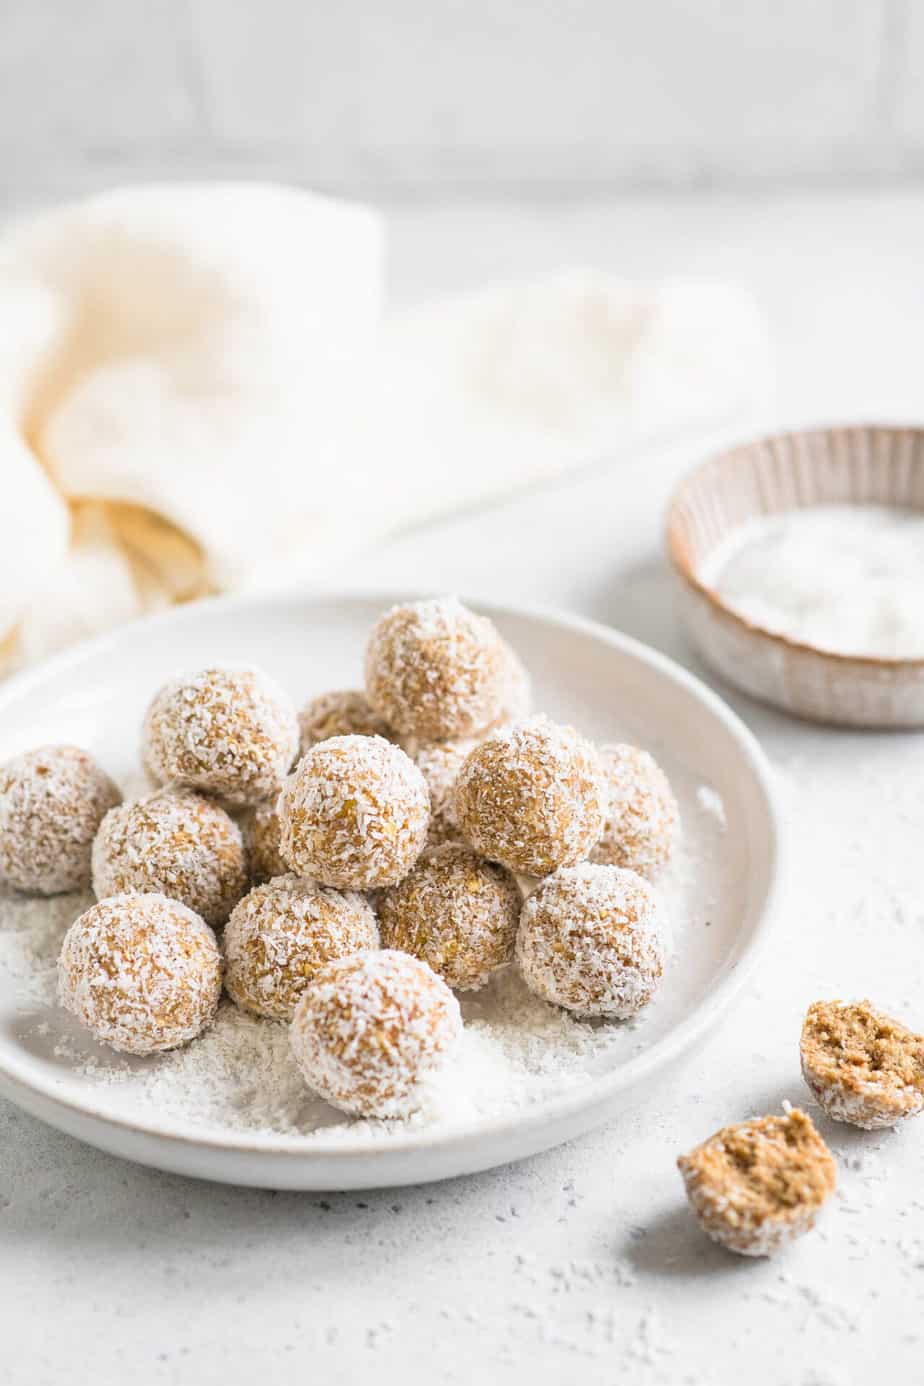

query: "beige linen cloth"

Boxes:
[0, 182, 771, 674]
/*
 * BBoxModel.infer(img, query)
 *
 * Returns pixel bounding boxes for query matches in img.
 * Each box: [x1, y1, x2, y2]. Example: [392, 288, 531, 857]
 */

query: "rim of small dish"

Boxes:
[666, 422, 924, 671]
[0, 589, 782, 1164]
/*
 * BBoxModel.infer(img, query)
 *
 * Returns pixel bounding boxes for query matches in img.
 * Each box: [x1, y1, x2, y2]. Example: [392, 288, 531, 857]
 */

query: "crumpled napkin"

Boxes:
[0, 182, 772, 672]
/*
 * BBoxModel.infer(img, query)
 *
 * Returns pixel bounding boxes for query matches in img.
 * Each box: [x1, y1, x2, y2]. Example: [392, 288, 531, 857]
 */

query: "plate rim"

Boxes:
[0, 589, 783, 1167]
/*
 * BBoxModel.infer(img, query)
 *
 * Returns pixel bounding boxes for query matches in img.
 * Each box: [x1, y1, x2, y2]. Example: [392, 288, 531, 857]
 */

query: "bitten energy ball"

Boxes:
[516, 863, 665, 1017]
[278, 735, 429, 890]
[290, 949, 462, 1117]
[142, 666, 299, 806]
[0, 745, 121, 895]
[801, 999, 924, 1130]
[58, 892, 222, 1055]
[298, 689, 395, 757]
[365, 598, 508, 740]
[590, 743, 678, 880]
[92, 789, 247, 928]
[223, 875, 378, 1020]
[408, 738, 477, 846]
[453, 716, 607, 876]
[379, 843, 521, 991]
[241, 801, 288, 883]
[677, 1109, 837, 1257]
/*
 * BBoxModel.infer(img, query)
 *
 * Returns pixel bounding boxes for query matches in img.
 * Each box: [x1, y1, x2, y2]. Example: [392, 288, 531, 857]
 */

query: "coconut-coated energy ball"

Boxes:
[379, 843, 521, 991]
[677, 1109, 837, 1257]
[277, 734, 429, 890]
[590, 743, 678, 880]
[58, 892, 222, 1055]
[408, 738, 478, 846]
[800, 999, 924, 1130]
[365, 598, 508, 740]
[142, 666, 299, 806]
[516, 862, 665, 1018]
[0, 745, 121, 895]
[290, 949, 462, 1117]
[490, 643, 532, 730]
[241, 800, 288, 883]
[453, 716, 607, 876]
[223, 875, 378, 1020]
[92, 789, 247, 928]
[298, 689, 395, 758]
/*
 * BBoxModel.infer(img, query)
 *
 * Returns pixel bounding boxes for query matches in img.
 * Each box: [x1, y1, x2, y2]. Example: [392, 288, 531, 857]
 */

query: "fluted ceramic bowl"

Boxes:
[667, 424, 924, 728]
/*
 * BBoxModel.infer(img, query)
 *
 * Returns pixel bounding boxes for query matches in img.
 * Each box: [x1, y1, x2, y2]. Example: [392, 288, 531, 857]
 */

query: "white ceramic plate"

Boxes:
[0, 593, 780, 1189]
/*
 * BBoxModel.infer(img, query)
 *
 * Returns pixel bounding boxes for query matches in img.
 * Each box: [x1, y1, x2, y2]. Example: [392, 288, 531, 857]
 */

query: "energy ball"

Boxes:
[223, 875, 378, 1020]
[298, 689, 395, 757]
[677, 1109, 837, 1257]
[490, 643, 532, 730]
[379, 843, 521, 991]
[92, 789, 247, 928]
[141, 735, 164, 788]
[516, 862, 665, 1018]
[590, 744, 678, 880]
[365, 597, 508, 740]
[0, 745, 121, 895]
[142, 666, 299, 806]
[800, 999, 924, 1130]
[290, 949, 462, 1117]
[241, 800, 288, 883]
[453, 716, 607, 876]
[58, 892, 221, 1055]
[408, 738, 478, 846]
[277, 735, 429, 890]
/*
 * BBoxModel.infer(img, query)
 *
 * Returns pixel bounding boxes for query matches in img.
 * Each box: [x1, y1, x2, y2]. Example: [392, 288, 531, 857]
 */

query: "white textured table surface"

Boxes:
[4, 193, 924, 1385]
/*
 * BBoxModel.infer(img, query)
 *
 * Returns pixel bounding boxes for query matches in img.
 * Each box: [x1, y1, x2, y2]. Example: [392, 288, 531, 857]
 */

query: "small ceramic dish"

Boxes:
[667, 424, 924, 728]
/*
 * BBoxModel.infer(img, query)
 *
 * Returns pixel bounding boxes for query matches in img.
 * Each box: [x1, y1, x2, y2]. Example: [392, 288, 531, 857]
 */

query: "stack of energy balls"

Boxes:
[0, 597, 681, 1120]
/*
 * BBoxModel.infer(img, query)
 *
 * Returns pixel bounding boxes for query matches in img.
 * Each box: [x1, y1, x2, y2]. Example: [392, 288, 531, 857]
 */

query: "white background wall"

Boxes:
[4, 0, 924, 203]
